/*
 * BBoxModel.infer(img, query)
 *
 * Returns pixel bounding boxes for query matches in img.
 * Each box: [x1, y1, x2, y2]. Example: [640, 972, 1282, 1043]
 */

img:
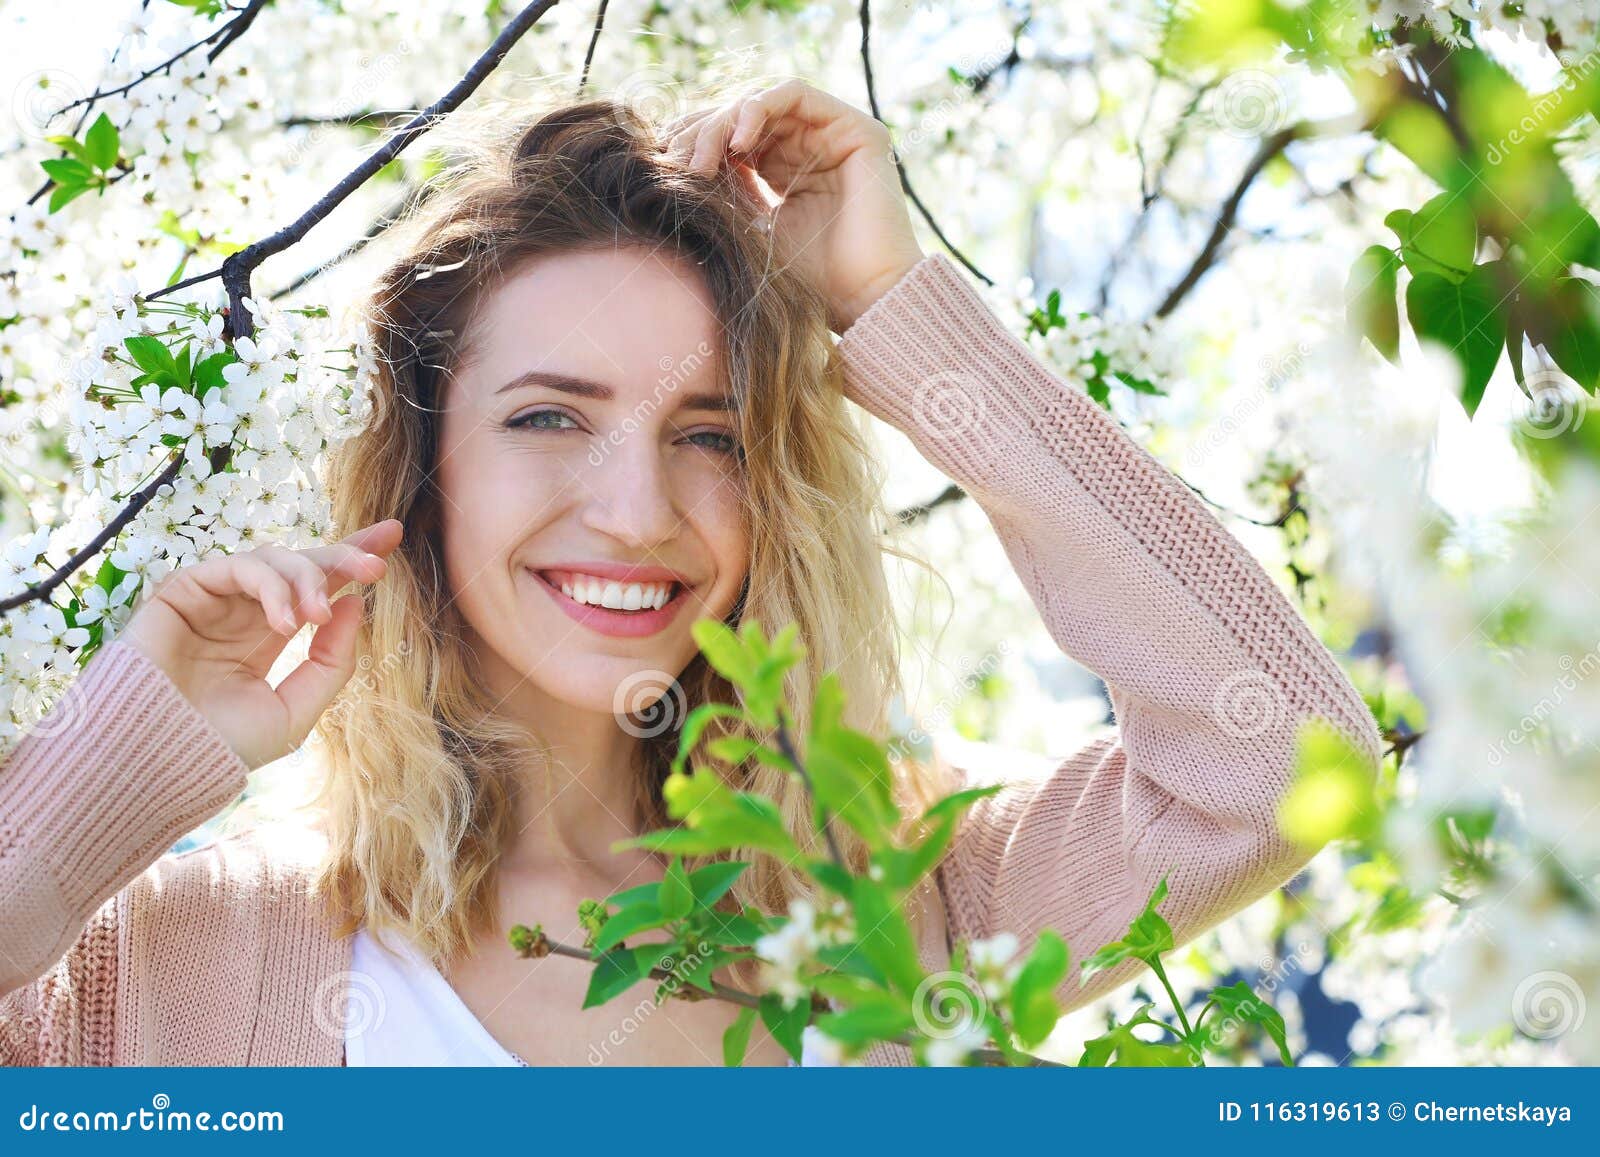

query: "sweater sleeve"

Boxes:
[834, 251, 1381, 1014]
[0, 639, 250, 1002]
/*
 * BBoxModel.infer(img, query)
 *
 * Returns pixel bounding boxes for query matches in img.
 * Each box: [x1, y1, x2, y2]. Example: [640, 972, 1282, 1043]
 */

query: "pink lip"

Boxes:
[527, 568, 690, 639]
[538, 560, 690, 583]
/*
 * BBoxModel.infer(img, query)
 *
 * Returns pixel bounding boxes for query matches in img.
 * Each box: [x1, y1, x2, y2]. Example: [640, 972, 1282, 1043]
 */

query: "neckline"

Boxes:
[356, 926, 527, 1066]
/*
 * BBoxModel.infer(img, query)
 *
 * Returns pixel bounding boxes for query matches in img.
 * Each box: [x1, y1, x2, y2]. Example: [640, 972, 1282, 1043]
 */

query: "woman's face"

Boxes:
[435, 245, 748, 722]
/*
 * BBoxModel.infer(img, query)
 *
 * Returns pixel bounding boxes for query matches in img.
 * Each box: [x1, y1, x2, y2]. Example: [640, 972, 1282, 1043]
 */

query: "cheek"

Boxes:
[681, 467, 748, 588]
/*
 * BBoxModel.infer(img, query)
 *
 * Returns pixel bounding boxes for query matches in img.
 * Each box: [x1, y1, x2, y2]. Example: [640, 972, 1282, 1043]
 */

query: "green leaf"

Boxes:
[84, 113, 119, 172]
[672, 702, 744, 775]
[691, 618, 756, 687]
[123, 335, 180, 381]
[1009, 929, 1069, 1048]
[848, 878, 924, 995]
[1528, 277, 1600, 394]
[1405, 264, 1506, 416]
[658, 857, 694, 921]
[591, 900, 669, 953]
[1346, 245, 1401, 363]
[1401, 191, 1477, 282]
[46, 134, 91, 164]
[722, 1006, 757, 1066]
[1200, 980, 1294, 1066]
[193, 350, 237, 397]
[581, 945, 652, 1008]
[1278, 718, 1379, 847]
[816, 1000, 916, 1046]
[758, 992, 810, 1062]
[1080, 874, 1175, 982]
[40, 157, 92, 186]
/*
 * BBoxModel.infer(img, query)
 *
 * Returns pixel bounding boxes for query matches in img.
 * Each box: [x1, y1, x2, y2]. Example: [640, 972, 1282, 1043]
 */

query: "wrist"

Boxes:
[836, 249, 926, 333]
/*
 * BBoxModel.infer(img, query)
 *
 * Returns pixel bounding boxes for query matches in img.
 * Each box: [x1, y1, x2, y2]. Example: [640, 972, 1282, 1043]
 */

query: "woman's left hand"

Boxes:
[665, 79, 926, 334]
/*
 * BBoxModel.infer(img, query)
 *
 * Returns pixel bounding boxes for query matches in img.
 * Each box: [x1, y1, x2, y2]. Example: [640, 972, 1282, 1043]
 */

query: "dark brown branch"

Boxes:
[269, 185, 429, 301]
[576, 0, 611, 97]
[148, 0, 561, 337]
[858, 0, 992, 287]
[894, 482, 965, 526]
[1152, 123, 1300, 319]
[0, 449, 219, 614]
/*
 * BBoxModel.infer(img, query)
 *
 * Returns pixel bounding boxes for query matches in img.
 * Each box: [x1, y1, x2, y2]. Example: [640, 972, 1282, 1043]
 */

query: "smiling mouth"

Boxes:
[535, 569, 687, 613]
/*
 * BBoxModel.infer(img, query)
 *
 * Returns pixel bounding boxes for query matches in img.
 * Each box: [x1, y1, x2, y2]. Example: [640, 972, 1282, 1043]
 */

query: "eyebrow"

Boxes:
[494, 369, 734, 411]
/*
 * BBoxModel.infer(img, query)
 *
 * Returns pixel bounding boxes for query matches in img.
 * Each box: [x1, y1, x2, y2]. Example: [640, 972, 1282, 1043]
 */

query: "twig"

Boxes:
[24, 0, 271, 209]
[147, 0, 561, 339]
[858, 0, 992, 287]
[893, 482, 965, 526]
[531, 935, 1062, 1066]
[1152, 123, 1300, 319]
[773, 718, 848, 869]
[576, 0, 611, 97]
[268, 185, 427, 301]
[0, 449, 199, 614]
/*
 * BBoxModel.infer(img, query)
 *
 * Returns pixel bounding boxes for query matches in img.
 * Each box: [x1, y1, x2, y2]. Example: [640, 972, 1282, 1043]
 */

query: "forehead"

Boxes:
[455, 245, 727, 398]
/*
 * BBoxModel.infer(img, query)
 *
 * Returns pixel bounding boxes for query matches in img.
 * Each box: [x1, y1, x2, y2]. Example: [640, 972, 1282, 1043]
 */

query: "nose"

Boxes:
[579, 437, 682, 550]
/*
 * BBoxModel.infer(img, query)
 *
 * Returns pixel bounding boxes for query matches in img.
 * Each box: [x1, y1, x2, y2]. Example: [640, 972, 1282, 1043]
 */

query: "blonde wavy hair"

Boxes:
[293, 94, 958, 977]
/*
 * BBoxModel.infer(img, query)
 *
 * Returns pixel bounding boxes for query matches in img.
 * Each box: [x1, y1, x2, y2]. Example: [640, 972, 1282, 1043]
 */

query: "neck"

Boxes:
[471, 648, 658, 884]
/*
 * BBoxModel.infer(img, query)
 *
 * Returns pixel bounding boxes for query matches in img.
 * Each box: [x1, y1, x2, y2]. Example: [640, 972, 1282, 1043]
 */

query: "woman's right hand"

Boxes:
[118, 519, 405, 770]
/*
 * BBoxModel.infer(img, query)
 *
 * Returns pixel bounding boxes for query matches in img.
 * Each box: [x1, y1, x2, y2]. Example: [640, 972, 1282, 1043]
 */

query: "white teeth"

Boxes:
[549, 573, 677, 611]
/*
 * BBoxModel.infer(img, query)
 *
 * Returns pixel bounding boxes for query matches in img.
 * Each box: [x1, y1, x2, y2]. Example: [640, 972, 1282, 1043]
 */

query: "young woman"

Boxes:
[0, 80, 1380, 1067]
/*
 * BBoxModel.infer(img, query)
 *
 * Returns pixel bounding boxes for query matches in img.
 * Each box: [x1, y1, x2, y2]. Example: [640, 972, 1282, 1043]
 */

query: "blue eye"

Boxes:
[506, 409, 578, 431]
[685, 430, 739, 454]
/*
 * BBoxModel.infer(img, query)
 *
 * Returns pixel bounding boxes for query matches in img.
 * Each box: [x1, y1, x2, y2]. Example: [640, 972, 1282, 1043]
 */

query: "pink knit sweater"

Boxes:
[0, 252, 1379, 1066]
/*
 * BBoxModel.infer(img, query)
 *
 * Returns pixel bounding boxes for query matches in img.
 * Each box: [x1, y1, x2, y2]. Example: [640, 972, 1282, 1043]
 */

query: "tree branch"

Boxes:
[0, 448, 230, 614]
[24, 0, 271, 210]
[576, 0, 611, 97]
[4, 2, 559, 616]
[147, 0, 560, 338]
[526, 933, 1062, 1066]
[858, 0, 992, 287]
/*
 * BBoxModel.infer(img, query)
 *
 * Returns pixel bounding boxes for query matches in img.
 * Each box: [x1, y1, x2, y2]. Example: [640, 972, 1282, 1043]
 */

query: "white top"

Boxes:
[345, 925, 528, 1066]
[344, 926, 830, 1066]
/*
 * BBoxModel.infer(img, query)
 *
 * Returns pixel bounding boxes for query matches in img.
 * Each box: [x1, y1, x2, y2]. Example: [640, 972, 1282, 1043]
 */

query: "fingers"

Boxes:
[186, 553, 301, 636]
[273, 592, 365, 743]
[340, 517, 404, 558]
[665, 83, 801, 173]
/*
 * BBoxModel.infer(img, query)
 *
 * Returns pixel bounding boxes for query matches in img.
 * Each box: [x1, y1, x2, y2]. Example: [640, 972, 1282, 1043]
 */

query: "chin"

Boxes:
[524, 645, 694, 724]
